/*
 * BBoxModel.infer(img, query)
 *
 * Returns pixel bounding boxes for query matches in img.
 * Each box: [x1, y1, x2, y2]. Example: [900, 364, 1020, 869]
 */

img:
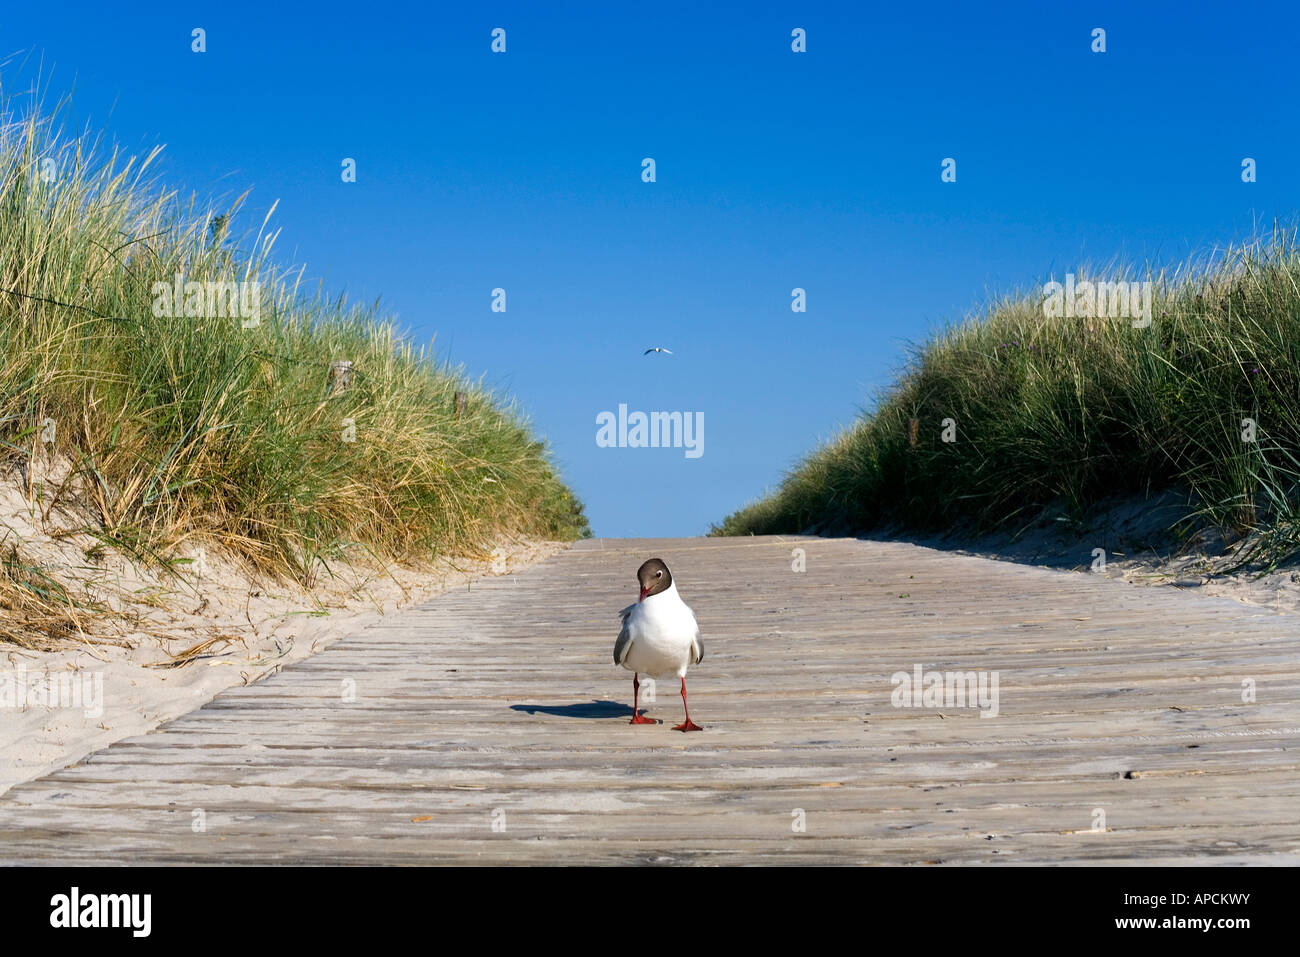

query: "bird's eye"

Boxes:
[656, 571, 662, 577]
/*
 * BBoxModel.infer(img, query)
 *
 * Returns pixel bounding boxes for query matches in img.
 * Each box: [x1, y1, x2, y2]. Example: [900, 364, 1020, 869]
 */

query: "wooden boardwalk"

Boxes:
[2, 536, 1299, 865]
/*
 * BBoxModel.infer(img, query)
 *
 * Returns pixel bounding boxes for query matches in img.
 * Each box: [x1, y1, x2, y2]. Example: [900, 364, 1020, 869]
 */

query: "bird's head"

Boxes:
[636, 558, 672, 601]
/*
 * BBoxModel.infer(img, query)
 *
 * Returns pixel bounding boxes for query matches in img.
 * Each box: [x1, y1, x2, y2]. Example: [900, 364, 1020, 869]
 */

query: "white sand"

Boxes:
[0, 463, 566, 797]
[890, 490, 1300, 615]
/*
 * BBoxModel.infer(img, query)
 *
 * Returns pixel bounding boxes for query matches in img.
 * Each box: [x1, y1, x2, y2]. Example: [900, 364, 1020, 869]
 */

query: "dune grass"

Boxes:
[0, 97, 587, 645]
[715, 229, 1300, 571]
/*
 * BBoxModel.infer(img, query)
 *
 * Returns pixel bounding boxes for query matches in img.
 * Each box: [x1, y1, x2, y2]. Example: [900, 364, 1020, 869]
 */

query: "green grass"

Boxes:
[0, 96, 587, 644]
[714, 228, 1300, 571]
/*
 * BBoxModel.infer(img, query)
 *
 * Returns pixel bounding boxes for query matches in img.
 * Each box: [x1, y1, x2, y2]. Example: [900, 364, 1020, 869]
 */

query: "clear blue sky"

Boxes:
[4, 0, 1297, 536]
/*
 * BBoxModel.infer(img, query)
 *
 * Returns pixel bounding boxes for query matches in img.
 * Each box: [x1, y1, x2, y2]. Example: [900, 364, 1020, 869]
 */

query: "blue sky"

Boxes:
[4, 1, 1297, 536]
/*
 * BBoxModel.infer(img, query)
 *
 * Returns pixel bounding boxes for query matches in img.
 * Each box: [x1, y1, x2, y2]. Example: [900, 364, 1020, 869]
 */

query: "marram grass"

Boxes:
[0, 98, 587, 644]
[715, 230, 1300, 571]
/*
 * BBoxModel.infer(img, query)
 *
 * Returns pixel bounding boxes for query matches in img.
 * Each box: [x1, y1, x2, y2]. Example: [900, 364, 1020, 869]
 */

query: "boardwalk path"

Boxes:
[3, 536, 1299, 864]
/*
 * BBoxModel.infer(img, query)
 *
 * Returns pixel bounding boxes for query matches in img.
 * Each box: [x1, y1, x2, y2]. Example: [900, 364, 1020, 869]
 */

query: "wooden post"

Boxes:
[329, 360, 353, 394]
[908, 418, 919, 448]
[454, 392, 468, 419]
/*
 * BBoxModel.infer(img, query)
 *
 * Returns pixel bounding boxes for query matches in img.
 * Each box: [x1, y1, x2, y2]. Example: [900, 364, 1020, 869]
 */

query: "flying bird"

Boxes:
[643, 347, 673, 355]
[613, 558, 705, 731]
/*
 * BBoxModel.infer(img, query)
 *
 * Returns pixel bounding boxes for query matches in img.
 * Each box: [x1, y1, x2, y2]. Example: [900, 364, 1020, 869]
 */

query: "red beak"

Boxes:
[639, 586, 648, 602]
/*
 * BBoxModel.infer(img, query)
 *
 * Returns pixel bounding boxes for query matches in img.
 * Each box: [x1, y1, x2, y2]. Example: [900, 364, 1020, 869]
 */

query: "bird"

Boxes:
[613, 558, 705, 731]
[642, 347, 673, 355]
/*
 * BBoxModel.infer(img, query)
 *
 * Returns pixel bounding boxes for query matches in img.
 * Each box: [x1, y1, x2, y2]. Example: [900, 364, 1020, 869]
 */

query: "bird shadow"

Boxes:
[511, 699, 639, 720]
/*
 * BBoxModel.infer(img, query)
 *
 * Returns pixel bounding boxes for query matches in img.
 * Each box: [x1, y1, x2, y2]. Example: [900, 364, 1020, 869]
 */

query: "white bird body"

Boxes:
[614, 582, 703, 679]
[613, 557, 705, 730]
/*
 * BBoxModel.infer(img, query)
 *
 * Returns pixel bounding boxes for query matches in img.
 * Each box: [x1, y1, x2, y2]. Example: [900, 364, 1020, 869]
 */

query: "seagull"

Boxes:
[613, 558, 704, 731]
[643, 347, 673, 355]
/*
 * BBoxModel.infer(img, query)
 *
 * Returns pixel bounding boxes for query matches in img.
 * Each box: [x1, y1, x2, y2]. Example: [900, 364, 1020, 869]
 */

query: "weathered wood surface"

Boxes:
[2, 535, 1299, 865]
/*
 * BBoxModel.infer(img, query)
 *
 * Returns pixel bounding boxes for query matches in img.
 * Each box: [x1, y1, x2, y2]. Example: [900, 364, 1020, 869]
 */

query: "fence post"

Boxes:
[329, 360, 353, 394]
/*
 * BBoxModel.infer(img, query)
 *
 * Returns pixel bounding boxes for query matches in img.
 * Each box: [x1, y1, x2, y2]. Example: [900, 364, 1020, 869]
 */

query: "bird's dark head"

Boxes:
[637, 558, 672, 601]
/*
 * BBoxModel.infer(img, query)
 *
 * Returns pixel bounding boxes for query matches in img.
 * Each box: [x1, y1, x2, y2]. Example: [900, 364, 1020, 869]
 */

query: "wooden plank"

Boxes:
[2, 535, 1299, 864]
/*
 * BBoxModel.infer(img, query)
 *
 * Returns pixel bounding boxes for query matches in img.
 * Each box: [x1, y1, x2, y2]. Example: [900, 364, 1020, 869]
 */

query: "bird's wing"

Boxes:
[613, 604, 637, 665]
[663, 348, 673, 354]
[642, 348, 654, 354]
[687, 606, 704, 664]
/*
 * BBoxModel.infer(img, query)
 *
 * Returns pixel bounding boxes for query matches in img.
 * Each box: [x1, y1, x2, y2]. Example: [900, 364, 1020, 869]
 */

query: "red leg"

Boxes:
[672, 677, 703, 732]
[629, 673, 656, 724]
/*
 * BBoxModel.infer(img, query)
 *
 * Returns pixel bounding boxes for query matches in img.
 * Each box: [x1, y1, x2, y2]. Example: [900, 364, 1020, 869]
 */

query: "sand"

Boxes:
[889, 489, 1300, 615]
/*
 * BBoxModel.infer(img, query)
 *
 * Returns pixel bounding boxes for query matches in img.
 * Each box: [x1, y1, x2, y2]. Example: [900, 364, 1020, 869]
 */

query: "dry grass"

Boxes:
[716, 228, 1300, 572]
[0, 93, 588, 647]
